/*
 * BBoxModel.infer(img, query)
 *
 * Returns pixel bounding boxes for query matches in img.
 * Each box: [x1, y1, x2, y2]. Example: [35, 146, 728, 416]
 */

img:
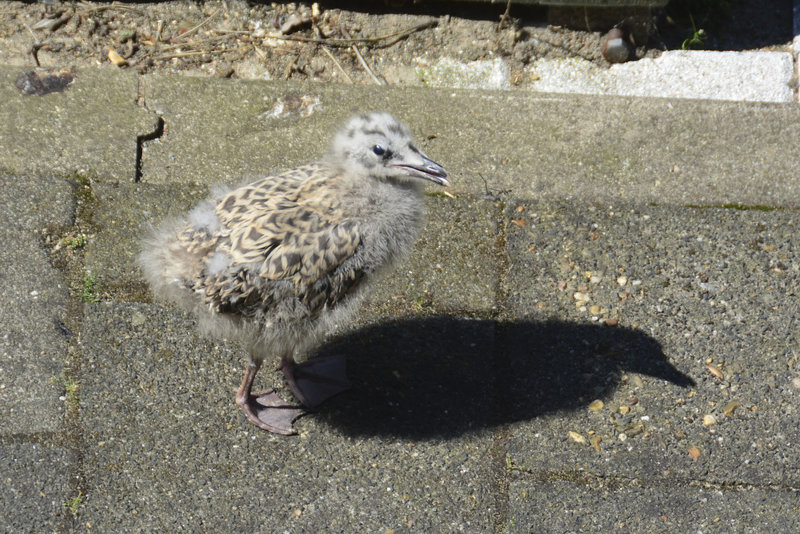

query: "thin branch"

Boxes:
[321, 46, 353, 83]
[210, 20, 437, 49]
[176, 9, 220, 41]
[77, 1, 146, 16]
[150, 50, 209, 61]
[341, 28, 383, 85]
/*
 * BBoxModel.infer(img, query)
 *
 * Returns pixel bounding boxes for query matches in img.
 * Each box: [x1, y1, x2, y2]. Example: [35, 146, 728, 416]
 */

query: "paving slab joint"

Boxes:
[489, 197, 513, 533]
[510, 466, 800, 494]
[22, 175, 97, 530]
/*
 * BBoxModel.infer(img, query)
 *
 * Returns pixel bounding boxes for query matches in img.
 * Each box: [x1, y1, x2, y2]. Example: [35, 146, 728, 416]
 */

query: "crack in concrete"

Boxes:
[135, 75, 165, 183]
[135, 116, 165, 183]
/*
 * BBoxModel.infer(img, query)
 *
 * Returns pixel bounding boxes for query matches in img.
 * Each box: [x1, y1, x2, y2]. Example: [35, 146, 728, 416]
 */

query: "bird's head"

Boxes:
[329, 112, 449, 188]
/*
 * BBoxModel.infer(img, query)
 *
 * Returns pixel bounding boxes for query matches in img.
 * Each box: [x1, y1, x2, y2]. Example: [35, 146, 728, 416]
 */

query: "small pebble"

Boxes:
[601, 28, 632, 63]
[702, 414, 717, 426]
[617, 276, 628, 286]
[573, 291, 590, 302]
[568, 431, 587, 445]
[688, 446, 701, 461]
[588, 305, 601, 314]
[626, 424, 644, 437]
[588, 399, 604, 411]
[723, 401, 741, 417]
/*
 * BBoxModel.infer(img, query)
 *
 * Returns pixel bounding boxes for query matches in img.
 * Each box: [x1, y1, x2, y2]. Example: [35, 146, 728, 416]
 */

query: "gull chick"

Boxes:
[139, 112, 449, 434]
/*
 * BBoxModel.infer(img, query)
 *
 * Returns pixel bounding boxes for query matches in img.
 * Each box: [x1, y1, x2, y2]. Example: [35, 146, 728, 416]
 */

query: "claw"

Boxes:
[236, 363, 304, 434]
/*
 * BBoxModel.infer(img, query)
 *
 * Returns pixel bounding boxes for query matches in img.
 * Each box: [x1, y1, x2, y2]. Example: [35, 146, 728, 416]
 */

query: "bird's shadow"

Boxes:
[312, 316, 694, 439]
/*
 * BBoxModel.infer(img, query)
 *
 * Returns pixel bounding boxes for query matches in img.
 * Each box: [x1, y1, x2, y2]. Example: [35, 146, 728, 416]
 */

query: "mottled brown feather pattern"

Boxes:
[175, 163, 364, 320]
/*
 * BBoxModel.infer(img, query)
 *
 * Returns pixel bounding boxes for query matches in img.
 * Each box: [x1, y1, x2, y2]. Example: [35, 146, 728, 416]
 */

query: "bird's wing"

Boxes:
[229, 212, 361, 284]
[216, 167, 362, 285]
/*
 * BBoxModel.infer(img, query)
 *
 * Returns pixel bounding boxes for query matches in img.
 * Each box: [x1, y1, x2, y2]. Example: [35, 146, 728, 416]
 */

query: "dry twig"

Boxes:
[321, 46, 354, 83]
[210, 20, 437, 49]
[77, 1, 145, 16]
[176, 9, 220, 41]
[341, 28, 383, 85]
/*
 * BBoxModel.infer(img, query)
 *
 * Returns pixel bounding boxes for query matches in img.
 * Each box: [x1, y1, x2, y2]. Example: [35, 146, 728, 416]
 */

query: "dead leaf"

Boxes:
[108, 48, 127, 67]
[706, 365, 724, 379]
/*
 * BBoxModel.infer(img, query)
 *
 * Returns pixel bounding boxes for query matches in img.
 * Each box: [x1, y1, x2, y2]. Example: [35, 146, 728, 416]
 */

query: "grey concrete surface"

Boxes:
[79, 303, 495, 531]
[504, 202, 800, 488]
[0, 66, 159, 182]
[0, 174, 75, 434]
[1, 70, 798, 532]
[139, 75, 800, 209]
[508, 479, 800, 532]
[1, 443, 72, 534]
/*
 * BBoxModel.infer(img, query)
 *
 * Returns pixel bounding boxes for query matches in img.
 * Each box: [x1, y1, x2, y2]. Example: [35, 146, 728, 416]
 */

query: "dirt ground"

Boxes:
[0, 1, 794, 88]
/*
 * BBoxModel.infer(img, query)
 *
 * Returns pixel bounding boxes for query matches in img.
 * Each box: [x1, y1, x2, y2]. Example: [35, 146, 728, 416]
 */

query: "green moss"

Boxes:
[50, 374, 80, 409]
[57, 234, 87, 250]
[78, 273, 101, 303]
[64, 491, 83, 517]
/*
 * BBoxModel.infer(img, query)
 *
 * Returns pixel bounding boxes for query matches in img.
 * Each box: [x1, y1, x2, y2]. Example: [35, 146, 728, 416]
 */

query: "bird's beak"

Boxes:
[390, 154, 450, 187]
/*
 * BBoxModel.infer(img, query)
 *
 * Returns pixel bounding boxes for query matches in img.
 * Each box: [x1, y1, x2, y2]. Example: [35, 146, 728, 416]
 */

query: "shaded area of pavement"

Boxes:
[1, 66, 798, 532]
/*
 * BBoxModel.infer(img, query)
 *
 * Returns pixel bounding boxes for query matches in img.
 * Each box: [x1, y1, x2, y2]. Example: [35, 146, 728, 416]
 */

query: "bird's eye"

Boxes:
[372, 145, 385, 156]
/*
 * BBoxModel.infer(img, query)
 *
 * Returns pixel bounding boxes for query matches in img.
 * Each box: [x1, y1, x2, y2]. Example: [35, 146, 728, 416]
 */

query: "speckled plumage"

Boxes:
[139, 112, 448, 434]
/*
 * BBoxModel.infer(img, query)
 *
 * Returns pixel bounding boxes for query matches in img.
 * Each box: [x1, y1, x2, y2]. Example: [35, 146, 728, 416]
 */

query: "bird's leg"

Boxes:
[280, 355, 351, 409]
[235, 361, 304, 435]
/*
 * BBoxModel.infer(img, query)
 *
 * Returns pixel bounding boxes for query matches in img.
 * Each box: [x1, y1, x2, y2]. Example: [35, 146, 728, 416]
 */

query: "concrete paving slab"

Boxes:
[0, 443, 71, 533]
[507, 478, 800, 532]
[0, 174, 75, 434]
[527, 51, 796, 103]
[0, 66, 159, 182]
[361, 195, 499, 317]
[503, 201, 800, 487]
[139, 76, 800, 208]
[79, 303, 496, 531]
